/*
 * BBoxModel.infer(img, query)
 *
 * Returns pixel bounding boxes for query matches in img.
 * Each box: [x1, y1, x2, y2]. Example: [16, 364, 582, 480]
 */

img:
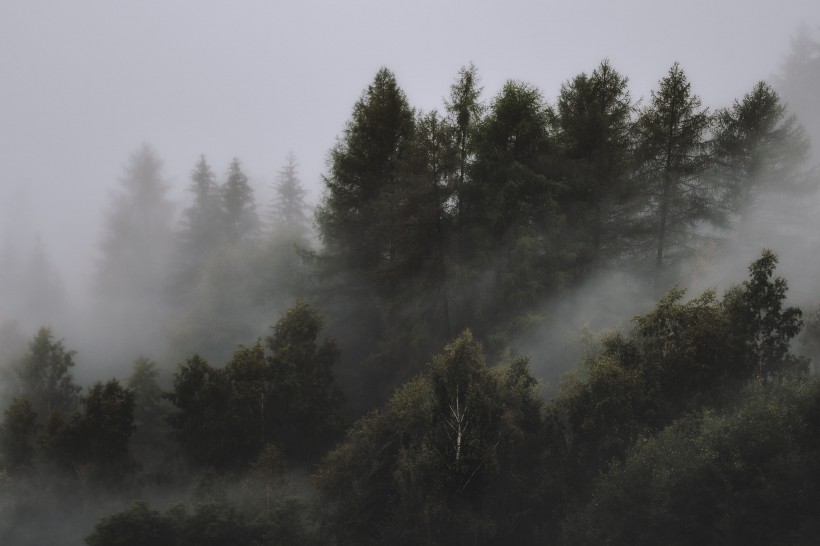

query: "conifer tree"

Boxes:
[554, 60, 637, 273]
[635, 64, 714, 284]
[222, 158, 259, 243]
[712, 81, 811, 214]
[270, 152, 309, 241]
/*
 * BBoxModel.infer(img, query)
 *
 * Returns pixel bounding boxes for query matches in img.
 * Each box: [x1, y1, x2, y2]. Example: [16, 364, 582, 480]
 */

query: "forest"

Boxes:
[2, 28, 820, 545]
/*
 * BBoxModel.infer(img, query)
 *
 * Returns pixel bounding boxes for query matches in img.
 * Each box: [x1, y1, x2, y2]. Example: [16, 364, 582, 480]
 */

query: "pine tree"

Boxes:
[554, 60, 637, 273]
[634, 64, 714, 284]
[316, 67, 416, 281]
[222, 157, 259, 243]
[712, 81, 811, 214]
[97, 143, 175, 304]
[270, 152, 309, 241]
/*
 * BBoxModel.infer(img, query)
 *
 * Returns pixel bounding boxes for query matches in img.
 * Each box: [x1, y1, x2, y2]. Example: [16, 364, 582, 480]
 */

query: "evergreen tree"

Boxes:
[270, 152, 310, 241]
[554, 60, 637, 273]
[0, 397, 38, 472]
[445, 63, 484, 226]
[222, 157, 259, 243]
[712, 81, 811, 214]
[178, 154, 224, 272]
[12, 327, 80, 419]
[634, 64, 714, 284]
[776, 25, 820, 159]
[465, 80, 563, 326]
[316, 67, 416, 281]
[97, 143, 175, 303]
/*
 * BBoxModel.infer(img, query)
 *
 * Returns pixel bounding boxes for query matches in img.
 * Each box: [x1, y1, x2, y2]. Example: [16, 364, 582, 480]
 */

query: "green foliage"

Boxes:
[315, 330, 546, 545]
[13, 327, 80, 418]
[712, 81, 811, 213]
[723, 249, 806, 380]
[316, 67, 416, 277]
[547, 251, 806, 513]
[635, 63, 714, 278]
[169, 303, 343, 471]
[0, 397, 38, 472]
[554, 59, 637, 272]
[86, 498, 317, 546]
[97, 143, 175, 303]
[270, 152, 310, 241]
[74, 379, 137, 485]
[563, 382, 820, 545]
[266, 302, 345, 459]
[85, 500, 174, 546]
[221, 157, 259, 243]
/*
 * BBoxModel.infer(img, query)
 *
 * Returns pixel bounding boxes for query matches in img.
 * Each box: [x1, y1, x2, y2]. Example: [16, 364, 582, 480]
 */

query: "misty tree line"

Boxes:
[2, 30, 820, 544]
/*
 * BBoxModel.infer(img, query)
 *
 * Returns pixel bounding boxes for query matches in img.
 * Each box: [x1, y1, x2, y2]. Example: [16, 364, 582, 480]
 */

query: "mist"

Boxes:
[2, 2, 820, 545]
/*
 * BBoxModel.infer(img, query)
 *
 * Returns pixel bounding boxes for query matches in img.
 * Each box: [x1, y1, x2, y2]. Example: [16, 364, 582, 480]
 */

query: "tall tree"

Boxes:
[11, 327, 80, 419]
[97, 143, 175, 303]
[634, 63, 714, 284]
[316, 67, 416, 282]
[712, 81, 811, 214]
[554, 60, 637, 273]
[178, 155, 224, 272]
[776, 25, 820, 159]
[266, 302, 345, 459]
[270, 152, 310, 242]
[222, 157, 259, 243]
[465, 80, 563, 321]
[445, 63, 484, 225]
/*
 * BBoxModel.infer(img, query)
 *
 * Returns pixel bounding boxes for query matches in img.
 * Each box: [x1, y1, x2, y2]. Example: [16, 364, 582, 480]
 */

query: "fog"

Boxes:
[2, 1, 820, 544]
[2, 0, 817, 296]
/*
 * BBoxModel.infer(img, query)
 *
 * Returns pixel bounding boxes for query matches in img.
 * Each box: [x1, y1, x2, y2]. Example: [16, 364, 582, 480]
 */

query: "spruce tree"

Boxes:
[634, 64, 714, 284]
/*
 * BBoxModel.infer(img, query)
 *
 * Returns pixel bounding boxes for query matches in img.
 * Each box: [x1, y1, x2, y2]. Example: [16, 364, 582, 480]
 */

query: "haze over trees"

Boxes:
[1, 29, 820, 545]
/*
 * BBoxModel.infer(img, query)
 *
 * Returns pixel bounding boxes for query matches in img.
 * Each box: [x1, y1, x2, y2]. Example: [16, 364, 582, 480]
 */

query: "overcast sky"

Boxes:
[1, 0, 818, 295]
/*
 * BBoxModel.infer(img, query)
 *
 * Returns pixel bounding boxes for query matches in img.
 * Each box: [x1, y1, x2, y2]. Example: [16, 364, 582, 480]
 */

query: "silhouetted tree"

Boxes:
[634, 64, 715, 284]
[712, 81, 811, 214]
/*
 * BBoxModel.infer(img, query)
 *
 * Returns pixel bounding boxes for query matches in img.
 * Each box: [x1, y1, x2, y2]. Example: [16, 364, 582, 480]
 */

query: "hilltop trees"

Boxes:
[97, 143, 175, 305]
[168, 303, 344, 472]
[316, 67, 417, 294]
[712, 81, 811, 214]
[554, 60, 637, 273]
[634, 63, 714, 283]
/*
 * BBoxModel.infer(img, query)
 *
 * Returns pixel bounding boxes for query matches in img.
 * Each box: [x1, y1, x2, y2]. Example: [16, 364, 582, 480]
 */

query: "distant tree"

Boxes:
[167, 354, 237, 471]
[177, 155, 224, 274]
[266, 303, 344, 459]
[222, 158, 259, 243]
[127, 357, 171, 468]
[270, 152, 310, 241]
[21, 236, 67, 328]
[776, 24, 820, 159]
[634, 63, 715, 284]
[712, 81, 811, 214]
[97, 143, 175, 303]
[0, 397, 38, 473]
[12, 327, 80, 418]
[72, 379, 137, 485]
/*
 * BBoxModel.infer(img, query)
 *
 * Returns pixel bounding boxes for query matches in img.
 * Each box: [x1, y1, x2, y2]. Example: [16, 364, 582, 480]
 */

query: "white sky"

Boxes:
[1, 0, 818, 295]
